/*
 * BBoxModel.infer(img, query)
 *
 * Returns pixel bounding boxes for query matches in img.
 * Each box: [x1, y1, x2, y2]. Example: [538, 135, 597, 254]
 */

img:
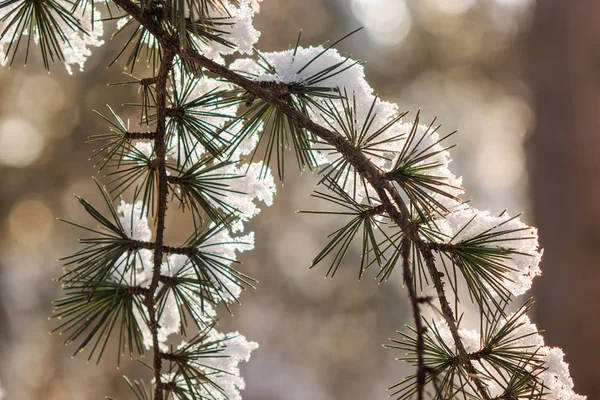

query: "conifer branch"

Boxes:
[125, 131, 156, 140]
[419, 247, 492, 399]
[145, 48, 175, 400]
[402, 237, 426, 400]
[359, 203, 386, 219]
[108, 1, 495, 397]
[130, 240, 197, 256]
[9, 1, 576, 398]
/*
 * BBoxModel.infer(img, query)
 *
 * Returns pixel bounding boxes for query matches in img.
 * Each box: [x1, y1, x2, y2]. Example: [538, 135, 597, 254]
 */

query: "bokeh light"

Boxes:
[494, 0, 533, 10]
[8, 198, 55, 246]
[350, 0, 412, 47]
[16, 75, 66, 122]
[429, 0, 476, 15]
[0, 118, 45, 167]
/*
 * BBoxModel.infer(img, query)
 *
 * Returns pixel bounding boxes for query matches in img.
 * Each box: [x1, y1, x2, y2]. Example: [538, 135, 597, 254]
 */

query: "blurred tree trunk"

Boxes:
[527, 1, 600, 397]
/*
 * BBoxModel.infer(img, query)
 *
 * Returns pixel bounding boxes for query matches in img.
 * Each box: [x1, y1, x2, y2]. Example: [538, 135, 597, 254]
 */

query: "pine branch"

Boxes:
[108, 1, 495, 397]
[126, 132, 156, 140]
[419, 247, 492, 399]
[402, 236, 426, 399]
[10, 1, 577, 398]
[145, 48, 175, 400]
[130, 240, 197, 256]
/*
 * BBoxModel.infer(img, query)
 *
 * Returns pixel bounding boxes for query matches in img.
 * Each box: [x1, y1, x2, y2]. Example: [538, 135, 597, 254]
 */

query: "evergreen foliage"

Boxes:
[0, 0, 585, 399]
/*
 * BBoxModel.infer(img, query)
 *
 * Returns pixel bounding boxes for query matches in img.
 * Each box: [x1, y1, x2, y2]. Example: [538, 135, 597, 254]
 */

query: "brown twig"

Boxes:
[125, 131, 156, 140]
[143, 48, 175, 400]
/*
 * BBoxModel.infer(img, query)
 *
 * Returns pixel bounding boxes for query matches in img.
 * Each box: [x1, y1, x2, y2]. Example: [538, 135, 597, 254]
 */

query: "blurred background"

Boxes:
[0, 0, 598, 398]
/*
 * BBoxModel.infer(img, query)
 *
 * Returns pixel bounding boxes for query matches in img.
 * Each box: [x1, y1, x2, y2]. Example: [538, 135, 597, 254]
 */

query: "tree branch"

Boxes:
[419, 247, 491, 398]
[110, 1, 490, 397]
[144, 48, 175, 400]
[125, 131, 156, 140]
[130, 240, 197, 256]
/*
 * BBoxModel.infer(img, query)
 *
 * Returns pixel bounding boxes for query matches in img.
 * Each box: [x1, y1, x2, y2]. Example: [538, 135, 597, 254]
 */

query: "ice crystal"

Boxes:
[183, 329, 259, 400]
[231, 46, 372, 100]
[118, 200, 152, 242]
[195, 0, 261, 63]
